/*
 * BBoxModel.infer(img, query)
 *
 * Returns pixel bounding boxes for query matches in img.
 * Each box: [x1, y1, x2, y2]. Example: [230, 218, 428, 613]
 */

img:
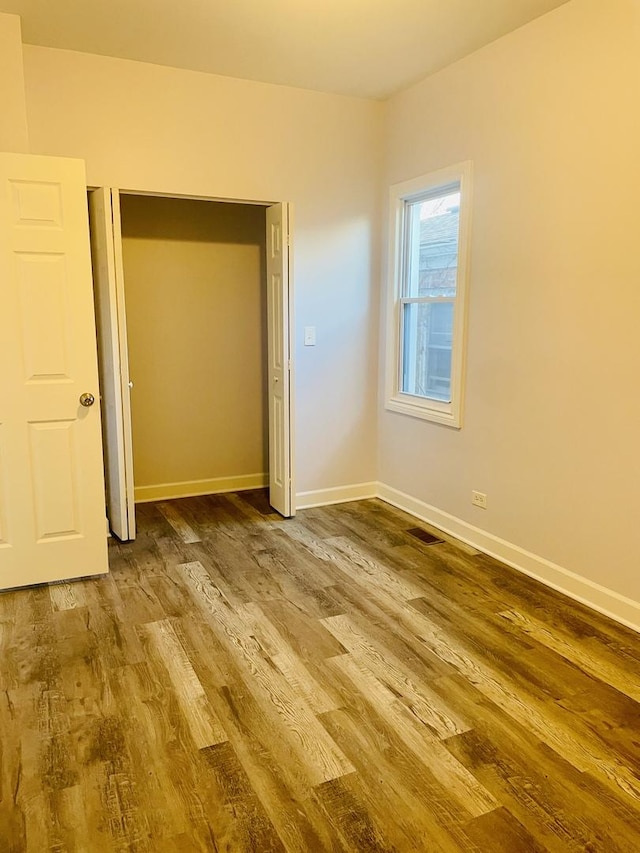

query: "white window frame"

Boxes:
[385, 161, 473, 428]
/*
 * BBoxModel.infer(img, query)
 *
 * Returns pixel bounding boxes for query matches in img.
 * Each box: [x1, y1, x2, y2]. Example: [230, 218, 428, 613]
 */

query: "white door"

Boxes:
[266, 203, 294, 517]
[88, 188, 135, 540]
[0, 153, 108, 589]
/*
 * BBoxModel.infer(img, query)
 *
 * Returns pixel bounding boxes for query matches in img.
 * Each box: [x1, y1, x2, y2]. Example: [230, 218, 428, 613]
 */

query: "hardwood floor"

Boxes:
[1, 491, 640, 851]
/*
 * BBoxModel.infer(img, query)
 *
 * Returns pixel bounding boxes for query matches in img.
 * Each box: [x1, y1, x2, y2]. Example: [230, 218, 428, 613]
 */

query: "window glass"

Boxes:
[401, 302, 454, 401]
[405, 190, 460, 298]
[400, 187, 460, 401]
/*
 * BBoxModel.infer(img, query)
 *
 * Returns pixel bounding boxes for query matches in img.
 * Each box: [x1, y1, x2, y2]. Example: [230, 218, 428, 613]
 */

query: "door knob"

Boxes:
[79, 392, 95, 407]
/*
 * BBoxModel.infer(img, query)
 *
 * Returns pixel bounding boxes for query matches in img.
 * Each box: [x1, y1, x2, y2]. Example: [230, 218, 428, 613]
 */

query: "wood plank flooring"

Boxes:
[1, 491, 640, 851]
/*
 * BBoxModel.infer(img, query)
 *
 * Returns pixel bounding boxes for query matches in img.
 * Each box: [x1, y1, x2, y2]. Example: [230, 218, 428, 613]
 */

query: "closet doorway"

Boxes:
[88, 189, 294, 541]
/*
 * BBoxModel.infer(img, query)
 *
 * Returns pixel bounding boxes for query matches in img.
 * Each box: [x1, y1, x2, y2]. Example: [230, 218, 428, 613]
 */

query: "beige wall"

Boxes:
[0, 13, 28, 152]
[119, 195, 266, 493]
[380, 0, 640, 603]
[22, 45, 382, 496]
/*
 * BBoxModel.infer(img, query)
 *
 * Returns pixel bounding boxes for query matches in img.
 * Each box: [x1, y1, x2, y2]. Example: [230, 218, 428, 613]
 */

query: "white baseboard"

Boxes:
[377, 483, 640, 635]
[135, 473, 268, 504]
[296, 482, 378, 510]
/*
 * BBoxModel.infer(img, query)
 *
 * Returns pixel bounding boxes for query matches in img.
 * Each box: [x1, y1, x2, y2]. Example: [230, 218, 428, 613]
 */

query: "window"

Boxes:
[385, 162, 472, 427]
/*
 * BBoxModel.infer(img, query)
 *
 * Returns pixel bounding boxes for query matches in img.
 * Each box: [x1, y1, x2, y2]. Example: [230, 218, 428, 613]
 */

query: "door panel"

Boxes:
[10, 179, 63, 227]
[266, 203, 294, 517]
[110, 190, 136, 538]
[0, 153, 108, 589]
[89, 188, 135, 540]
[29, 419, 80, 540]
[18, 253, 70, 379]
[0, 424, 8, 545]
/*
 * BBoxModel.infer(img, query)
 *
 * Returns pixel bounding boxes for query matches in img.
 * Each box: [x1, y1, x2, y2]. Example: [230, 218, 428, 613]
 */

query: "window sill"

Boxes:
[385, 395, 461, 428]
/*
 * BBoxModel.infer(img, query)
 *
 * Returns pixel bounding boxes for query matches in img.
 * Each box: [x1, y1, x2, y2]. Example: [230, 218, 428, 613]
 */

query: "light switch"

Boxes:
[304, 326, 316, 346]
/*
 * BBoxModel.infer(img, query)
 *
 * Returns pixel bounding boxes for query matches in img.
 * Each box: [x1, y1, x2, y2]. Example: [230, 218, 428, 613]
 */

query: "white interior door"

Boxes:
[266, 202, 294, 517]
[88, 188, 135, 540]
[0, 153, 108, 589]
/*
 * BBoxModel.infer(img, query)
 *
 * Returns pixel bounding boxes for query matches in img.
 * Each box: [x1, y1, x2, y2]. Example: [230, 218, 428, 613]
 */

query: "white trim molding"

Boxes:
[377, 483, 640, 635]
[296, 482, 378, 510]
[135, 473, 268, 504]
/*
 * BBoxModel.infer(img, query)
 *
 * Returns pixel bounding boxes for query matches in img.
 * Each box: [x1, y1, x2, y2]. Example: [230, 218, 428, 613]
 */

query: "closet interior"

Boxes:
[91, 193, 269, 532]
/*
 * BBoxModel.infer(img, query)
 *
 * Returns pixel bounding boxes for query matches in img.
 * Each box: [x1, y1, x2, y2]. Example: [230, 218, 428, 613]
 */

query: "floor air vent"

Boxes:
[406, 527, 444, 546]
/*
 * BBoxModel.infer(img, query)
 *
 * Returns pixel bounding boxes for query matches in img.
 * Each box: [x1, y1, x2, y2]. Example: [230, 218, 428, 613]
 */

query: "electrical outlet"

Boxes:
[471, 490, 487, 509]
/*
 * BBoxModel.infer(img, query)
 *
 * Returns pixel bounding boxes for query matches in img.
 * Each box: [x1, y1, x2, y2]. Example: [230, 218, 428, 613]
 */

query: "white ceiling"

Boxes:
[1, 0, 570, 100]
